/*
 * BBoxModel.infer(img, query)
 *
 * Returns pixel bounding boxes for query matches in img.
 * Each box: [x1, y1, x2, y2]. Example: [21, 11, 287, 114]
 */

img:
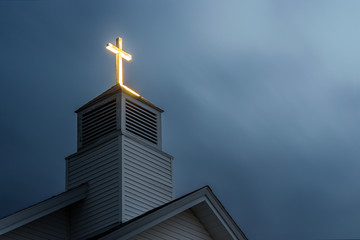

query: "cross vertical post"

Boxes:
[116, 37, 122, 86]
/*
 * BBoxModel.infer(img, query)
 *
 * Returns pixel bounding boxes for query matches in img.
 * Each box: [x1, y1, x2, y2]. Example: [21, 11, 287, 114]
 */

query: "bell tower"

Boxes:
[65, 38, 173, 239]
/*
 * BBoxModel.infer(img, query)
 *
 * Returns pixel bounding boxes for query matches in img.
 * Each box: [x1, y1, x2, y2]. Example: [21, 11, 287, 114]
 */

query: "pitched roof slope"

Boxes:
[90, 186, 247, 240]
[0, 184, 88, 234]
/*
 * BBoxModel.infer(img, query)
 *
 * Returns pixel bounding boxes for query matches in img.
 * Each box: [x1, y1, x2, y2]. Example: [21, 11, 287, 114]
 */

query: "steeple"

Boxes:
[0, 36, 248, 240]
[65, 37, 173, 239]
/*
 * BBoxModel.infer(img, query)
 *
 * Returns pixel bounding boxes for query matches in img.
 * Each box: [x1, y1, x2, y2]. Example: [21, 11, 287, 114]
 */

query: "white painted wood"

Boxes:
[65, 89, 173, 238]
[62, 88, 173, 238]
[121, 94, 162, 149]
[122, 135, 173, 222]
[66, 136, 121, 240]
[130, 210, 213, 240]
[98, 187, 247, 240]
[0, 209, 69, 240]
[77, 93, 119, 149]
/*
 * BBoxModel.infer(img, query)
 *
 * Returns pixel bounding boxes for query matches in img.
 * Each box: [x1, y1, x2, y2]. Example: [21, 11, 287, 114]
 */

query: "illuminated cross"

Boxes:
[106, 37, 140, 96]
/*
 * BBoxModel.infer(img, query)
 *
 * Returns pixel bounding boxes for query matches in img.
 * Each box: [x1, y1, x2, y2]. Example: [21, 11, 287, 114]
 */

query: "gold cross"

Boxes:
[106, 37, 140, 96]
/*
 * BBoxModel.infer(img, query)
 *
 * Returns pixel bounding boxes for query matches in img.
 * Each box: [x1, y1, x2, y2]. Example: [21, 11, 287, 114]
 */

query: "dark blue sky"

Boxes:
[1, 1, 360, 239]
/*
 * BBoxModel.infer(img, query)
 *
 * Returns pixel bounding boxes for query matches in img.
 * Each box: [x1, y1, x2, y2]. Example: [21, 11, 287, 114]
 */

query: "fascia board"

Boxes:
[202, 189, 248, 240]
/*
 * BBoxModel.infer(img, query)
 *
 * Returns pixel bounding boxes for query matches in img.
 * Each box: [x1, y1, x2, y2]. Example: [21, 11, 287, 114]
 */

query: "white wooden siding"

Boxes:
[123, 136, 173, 222]
[0, 209, 68, 240]
[130, 209, 213, 240]
[66, 137, 121, 240]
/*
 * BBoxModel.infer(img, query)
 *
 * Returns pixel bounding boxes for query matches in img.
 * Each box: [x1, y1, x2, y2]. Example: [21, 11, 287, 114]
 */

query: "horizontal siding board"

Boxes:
[123, 198, 152, 212]
[124, 188, 167, 208]
[67, 137, 121, 239]
[71, 195, 118, 221]
[124, 173, 172, 193]
[123, 175, 172, 196]
[124, 140, 170, 166]
[124, 167, 172, 189]
[85, 185, 118, 203]
[85, 185, 118, 201]
[69, 138, 118, 166]
[85, 188, 118, 205]
[173, 213, 209, 232]
[86, 172, 118, 189]
[69, 168, 118, 190]
[163, 219, 211, 239]
[123, 151, 170, 172]
[123, 150, 171, 175]
[123, 152, 171, 177]
[131, 235, 151, 240]
[124, 193, 159, 210]
[80, 197, 118, 217]
[165, 217, 205, 234]
[25, 215, 67, 233]
[156, 224, 207, 240]
[71, 205, 118, 226]
[124, 163, 172, 185]
[123, 208, 144, 219]
[15, 227, 59, 240]
[68, 158, 118, 185]
[124, 180, 170, 203]
[123, 135, 173, 222]
[72, 210, 118, 233]
[131, 210, 213, 240]
[0, 209, 69, 240]
[124, 184, 168, 205]
[71, 213, 118, 239]
[123, 206, 147, 217]
[123, 139, 169, 162]
[68, 149, 118, 176]
[134, 231, 174, 240]
[143, 228, 178, 240]
[124, 177, 172, 198]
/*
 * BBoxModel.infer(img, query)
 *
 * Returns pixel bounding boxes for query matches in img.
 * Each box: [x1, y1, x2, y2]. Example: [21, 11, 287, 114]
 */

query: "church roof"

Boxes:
[90, 186, 248, 240]
[0, 184, 88, 235]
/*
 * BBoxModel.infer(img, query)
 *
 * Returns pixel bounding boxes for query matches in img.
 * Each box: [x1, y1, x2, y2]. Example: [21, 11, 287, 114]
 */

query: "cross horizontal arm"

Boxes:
[106, 43, 119, 54]
[120, 52, 132, 61]
[106, 43, 132, 61]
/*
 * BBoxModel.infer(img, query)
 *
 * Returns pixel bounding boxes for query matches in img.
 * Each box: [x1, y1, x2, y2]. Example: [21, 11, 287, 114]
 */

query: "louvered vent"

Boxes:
[81, 99, 117, 146]
[125, 99, 158, 145]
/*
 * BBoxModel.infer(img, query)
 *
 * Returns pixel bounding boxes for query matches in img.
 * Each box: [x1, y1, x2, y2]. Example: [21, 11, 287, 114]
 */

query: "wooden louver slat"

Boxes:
[125, 100, 158, 145]
[81, 99, 117, 146]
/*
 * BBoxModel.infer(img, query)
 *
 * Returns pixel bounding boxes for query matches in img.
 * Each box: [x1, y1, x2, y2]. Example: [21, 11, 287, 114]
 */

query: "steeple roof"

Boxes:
[75, 85, 164, 113]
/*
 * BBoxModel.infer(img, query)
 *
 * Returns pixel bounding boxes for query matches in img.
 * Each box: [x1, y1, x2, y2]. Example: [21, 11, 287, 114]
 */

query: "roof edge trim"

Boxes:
[96, 186, 247, 240]
[0, 183, 88, 235]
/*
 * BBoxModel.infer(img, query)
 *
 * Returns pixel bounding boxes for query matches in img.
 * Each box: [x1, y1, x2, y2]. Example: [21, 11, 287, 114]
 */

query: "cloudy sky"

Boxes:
[1, 1, 360, 239]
